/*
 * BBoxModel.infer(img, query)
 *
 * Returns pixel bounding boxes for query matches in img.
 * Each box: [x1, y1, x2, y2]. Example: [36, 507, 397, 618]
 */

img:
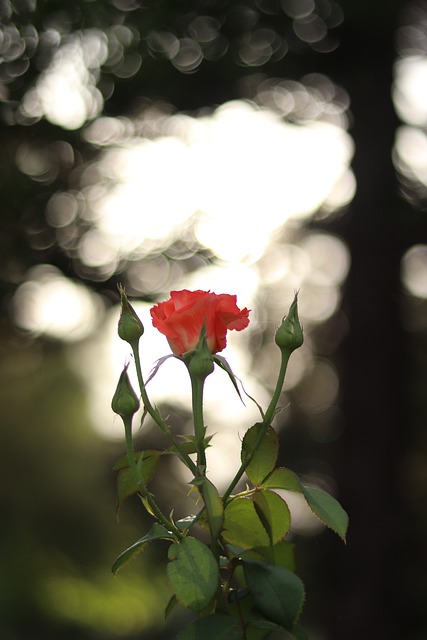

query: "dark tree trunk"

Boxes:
[315, 4, 425, 637]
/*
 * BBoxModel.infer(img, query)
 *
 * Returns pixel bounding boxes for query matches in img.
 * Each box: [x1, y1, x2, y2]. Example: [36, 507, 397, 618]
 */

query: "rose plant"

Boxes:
[111, 287, 348, 640]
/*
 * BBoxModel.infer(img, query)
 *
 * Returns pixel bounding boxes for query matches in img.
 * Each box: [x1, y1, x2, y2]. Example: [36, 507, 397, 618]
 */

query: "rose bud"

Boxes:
[187, 325, 215, 380]
[275, 293, 304, 353]
[117, 284, 144, 347]
[111, 365, 140, 418]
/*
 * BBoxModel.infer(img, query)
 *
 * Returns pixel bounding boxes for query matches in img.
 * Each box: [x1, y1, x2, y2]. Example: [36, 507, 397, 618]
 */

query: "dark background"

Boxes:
[1, 1, 427, 638]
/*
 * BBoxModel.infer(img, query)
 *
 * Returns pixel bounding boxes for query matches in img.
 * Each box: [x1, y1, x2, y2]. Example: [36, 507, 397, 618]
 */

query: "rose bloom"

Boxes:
[150, 289, 250, 356]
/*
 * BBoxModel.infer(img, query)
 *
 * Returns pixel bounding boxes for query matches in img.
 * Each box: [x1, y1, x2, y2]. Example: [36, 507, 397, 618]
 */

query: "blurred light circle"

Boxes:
[401, 244, 427, 298]
[12, 265, 102, 341]
[393, 56, 427, 127]
[301, 233, 350, 286]
[171, 38, 203, 72]
[147, 30, 179, 59]
[293, 358, 339, 413]
[46, 192, 79, 227]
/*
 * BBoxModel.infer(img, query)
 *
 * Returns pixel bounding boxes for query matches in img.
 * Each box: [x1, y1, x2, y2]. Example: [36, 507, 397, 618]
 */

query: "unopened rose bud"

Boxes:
[187, 325, 214, 380]
[117, 284, 144, 346]
[111, 365, 140, 418]
[275, 293, 303, 352]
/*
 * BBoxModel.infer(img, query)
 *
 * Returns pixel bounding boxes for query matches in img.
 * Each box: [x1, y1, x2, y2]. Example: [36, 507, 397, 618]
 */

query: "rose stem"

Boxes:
[131, 344, 199, 476]
[222, 345, 294, 504]
[122, 415, 183, 538]
[190, 374, 207, 472]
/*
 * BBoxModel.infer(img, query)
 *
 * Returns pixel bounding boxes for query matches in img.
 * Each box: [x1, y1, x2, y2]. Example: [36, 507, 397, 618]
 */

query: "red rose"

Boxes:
[150, 290, 250, 356]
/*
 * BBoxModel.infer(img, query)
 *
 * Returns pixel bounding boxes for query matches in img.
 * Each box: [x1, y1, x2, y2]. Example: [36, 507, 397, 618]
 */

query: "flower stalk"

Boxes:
[131, 344, 199, 476]
[223, 293, 303, 503]
[112, 365, 182, 538]
[117, 286, 199, 476]
[186, 325, 214, 472]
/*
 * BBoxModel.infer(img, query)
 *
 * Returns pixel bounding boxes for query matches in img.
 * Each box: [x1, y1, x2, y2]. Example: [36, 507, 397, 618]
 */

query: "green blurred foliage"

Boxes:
[0, 331, 173, 638]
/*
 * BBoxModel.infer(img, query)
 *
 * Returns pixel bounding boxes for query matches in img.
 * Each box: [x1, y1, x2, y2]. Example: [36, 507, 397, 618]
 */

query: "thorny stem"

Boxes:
[190, 374, 207, 472]
[222, 347, 293, 504]
[122, 415, 183, 539]
[131, 343, 199, 476]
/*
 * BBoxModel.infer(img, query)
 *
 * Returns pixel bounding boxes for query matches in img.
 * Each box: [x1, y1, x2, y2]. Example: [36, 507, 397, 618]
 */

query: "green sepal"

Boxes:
[213, 354, 244, 404]
[187, 324, 215, 380]
[146, 354, 176, 384]
[111, 522, 175, 575]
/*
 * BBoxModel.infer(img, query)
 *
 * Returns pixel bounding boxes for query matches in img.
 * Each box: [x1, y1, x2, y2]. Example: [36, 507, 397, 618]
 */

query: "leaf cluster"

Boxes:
[112, 422, 348, 639]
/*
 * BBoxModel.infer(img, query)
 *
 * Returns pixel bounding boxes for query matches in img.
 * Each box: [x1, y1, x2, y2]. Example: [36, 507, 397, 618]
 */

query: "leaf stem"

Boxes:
[131, 344, 198, 476]
[222, 347, 293, 504]
[122, 414, 183, 539]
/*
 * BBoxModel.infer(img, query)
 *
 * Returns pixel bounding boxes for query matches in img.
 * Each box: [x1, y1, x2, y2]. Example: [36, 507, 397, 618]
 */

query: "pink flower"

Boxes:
[150, 290, 250, 356]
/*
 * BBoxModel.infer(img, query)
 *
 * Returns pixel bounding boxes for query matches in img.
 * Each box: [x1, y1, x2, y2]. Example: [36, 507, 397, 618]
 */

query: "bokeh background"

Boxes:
[1, 0, 427, 638]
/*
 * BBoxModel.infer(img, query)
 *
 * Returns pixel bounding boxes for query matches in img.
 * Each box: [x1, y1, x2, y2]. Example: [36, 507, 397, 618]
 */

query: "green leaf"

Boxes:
[250, 540, 296, 572]
[242, 558, 305, 631]
[261, 467, 301, 492]
[244, 627, 271, 640]
[222, 492, 290, 549]
[114, 450, 161, 508]
[262, 468, 349, 542]
[247, 611, 285, 631]
[288, 623, 310, 640]
[223, 497, 266, 548]
[201, 476, 224, 540]
[253, 490, 291, 546]
[300, 485, 348, 542]
[176, 613, 243, 640]
[167, 537, 219, 612]
[247, 613, 309, 640]
[164, 594, 178, 620]
[112, 522, 174, 575]
[241, 424, 279, 486]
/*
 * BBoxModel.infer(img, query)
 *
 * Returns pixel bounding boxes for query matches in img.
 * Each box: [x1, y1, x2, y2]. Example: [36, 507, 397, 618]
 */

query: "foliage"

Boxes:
[111, 289, 348, 638]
